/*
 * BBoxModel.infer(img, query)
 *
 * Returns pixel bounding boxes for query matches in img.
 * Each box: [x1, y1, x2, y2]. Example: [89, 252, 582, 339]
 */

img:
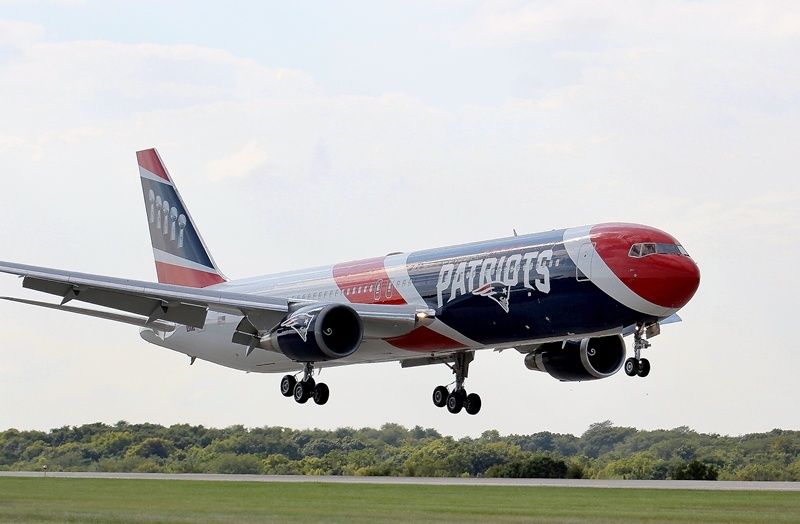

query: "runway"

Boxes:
[1, 472, 798, 491]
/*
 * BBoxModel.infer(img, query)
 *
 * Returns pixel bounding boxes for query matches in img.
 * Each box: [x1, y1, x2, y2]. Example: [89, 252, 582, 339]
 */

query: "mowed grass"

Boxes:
[0, 478, 798, 523]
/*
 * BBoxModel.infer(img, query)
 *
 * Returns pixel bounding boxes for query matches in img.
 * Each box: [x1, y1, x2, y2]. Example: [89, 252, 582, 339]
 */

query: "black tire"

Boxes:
[313, 383, 330, 405]
[446, 391, 464, 414]
[432, 386, 448, 408]
[624, 358, 638, 377]
[637, 358, 651, 378]
[465, 393, 482, 415]
[280, 375, 296, 397]
[305, 377, 316, 391]
[293, 381, 310, 404]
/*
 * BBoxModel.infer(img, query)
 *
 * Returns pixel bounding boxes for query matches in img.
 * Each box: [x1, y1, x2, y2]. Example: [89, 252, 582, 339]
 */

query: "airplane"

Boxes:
[0, 149, 701, 415]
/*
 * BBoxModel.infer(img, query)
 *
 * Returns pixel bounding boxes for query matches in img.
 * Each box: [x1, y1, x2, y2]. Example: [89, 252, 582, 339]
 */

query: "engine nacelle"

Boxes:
[266, 304, 364, 362]
[524, 335, 626, 381]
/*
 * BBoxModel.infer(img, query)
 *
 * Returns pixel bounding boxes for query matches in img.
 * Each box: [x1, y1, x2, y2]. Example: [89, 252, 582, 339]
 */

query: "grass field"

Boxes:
[0, 478, 798, 523]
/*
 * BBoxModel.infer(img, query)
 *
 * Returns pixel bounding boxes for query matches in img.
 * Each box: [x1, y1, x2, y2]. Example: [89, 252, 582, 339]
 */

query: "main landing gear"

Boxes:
[625, 323, 651, 378]
[432, 351, 482, 415]
[280, 363, 330, 406]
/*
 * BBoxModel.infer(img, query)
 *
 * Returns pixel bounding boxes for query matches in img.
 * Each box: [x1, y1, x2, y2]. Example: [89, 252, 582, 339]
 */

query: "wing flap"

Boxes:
[0, 296, 177, 332]
[22, 275, 210, 329]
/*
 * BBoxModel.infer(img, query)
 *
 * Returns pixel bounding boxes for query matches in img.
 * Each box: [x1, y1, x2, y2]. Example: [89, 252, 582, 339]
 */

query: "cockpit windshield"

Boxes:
[628, 242, 690, 258]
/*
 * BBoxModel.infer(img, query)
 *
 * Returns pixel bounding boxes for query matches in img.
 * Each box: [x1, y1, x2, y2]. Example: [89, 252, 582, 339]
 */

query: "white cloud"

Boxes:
[453, 1, 800, 45]
[207, 140, 270, 180]
[0, 19, 44, 48]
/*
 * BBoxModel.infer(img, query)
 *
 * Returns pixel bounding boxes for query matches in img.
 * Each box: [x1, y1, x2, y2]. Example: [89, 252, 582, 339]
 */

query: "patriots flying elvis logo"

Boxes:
[472, 282, 511, 313]
[280, 313, 314, 342]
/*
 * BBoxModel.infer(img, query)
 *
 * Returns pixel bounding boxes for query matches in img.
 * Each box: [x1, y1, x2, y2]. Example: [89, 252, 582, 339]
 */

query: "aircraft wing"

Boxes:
[0, 261, 430, 339]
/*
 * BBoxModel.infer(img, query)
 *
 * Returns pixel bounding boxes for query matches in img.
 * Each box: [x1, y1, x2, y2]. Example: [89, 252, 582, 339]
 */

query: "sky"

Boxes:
[0, 0, 798, 438]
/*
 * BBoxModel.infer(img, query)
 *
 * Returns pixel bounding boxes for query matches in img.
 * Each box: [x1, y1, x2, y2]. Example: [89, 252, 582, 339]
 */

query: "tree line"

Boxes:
[1, 421, 798, 480]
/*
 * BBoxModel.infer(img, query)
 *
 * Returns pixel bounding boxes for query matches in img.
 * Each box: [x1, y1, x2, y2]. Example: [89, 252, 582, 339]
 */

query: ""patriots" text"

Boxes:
[436, 250, 554, 308]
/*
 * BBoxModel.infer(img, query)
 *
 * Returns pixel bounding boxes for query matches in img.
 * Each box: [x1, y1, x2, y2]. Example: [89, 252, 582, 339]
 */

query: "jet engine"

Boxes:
[524, 335, 626, 381]
[265, 304, 364, 362]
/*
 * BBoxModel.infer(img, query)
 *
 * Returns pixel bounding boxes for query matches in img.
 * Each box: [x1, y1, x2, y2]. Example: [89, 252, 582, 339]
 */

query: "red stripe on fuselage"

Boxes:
[385, 326, 465, 352]
[155, 261, 225, 288]
[137, 149, 171, 182]
[332, 257, 406, 305]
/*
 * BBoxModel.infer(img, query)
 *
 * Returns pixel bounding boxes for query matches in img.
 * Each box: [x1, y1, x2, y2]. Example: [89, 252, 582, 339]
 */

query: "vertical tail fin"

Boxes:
[137, 148, 227, 288]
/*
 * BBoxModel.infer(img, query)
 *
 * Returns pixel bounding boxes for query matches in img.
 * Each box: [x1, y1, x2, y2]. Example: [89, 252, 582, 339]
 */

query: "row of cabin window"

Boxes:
[628, 242, 690, 258]
[289, 279, 412, 301]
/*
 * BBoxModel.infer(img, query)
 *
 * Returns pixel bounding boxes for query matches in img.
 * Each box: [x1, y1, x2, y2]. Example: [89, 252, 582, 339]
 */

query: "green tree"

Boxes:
[485, 455, 567, 479]
[129, 438, 172, 459]
[671, 460, 719, 480]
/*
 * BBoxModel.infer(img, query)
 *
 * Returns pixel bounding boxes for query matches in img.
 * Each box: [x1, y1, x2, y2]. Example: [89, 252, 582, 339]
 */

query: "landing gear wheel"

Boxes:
[624, 357, 638, 377]
[447, 390, 465, 414]
[465, 393, 482, 415]
[637, 358, 651, 378]
[293, 381, 312, 404]
[432, 386, 448, 408]
[304, 377, 316, 391]
[313, 383, 330, 405]
[280, 375, 296, 397]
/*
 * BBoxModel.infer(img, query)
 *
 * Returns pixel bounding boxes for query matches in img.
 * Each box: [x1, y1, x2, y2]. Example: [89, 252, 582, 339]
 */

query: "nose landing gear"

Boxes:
[625, 324, 651, 378]
[280, 363, 330, 405]
[431, 351, 482, 415]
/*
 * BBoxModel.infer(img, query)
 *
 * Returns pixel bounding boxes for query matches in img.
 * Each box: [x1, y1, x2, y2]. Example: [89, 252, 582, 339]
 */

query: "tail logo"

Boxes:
[148, 189, 188, 248]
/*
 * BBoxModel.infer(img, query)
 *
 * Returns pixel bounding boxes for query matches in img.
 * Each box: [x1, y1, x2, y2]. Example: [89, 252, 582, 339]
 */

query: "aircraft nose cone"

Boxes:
[654, 256, 701, 309]
[586, 223, 701, 313]
[609, 250, 700, 310]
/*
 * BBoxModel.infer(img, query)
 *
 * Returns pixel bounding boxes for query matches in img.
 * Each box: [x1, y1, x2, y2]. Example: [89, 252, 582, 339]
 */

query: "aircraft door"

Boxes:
[576, 243, 594, 282]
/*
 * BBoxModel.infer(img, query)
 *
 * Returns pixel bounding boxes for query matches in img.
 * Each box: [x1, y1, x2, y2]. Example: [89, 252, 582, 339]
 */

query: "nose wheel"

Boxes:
[626, 324, 652, 378]
[280, 363, 330, 406]
[624, 357, 650, 377]
[431, 351, 482, 415]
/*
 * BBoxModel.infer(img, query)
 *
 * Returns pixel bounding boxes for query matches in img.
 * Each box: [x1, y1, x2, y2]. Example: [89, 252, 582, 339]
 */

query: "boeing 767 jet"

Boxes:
[0, 149, 700, 415]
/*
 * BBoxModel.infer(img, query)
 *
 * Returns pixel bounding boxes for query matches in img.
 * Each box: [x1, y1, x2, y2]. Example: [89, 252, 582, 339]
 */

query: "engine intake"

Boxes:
[267, 304, 364, 362]
[524, 335, 626, 381]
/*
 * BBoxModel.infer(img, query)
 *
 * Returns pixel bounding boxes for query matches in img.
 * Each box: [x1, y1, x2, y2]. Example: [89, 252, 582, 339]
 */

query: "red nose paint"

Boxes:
[592, 223, 700, 309]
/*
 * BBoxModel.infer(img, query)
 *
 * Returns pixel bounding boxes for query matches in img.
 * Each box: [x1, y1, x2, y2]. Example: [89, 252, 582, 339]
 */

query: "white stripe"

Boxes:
[563, 225, 677, 317]
[384, 254, 481, 348]
[153, 248, 218, 273]
[139, 166, 173, 186]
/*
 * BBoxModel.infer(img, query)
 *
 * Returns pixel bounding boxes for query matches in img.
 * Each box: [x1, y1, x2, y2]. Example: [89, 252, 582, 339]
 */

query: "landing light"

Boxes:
[416, 309, 436, 325]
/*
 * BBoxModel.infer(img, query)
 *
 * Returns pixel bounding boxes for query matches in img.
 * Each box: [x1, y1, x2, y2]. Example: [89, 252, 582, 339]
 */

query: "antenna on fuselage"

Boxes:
[513, 229, 518, 237]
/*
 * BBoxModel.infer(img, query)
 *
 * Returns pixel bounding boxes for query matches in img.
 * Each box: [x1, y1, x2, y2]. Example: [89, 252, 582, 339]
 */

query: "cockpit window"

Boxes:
[628, 242, 690, 258]
[655, 243, 681, 255]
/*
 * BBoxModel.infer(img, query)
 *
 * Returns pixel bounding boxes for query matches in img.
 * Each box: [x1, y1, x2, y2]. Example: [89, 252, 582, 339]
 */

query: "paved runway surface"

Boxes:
[1, 472, 798, 491]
